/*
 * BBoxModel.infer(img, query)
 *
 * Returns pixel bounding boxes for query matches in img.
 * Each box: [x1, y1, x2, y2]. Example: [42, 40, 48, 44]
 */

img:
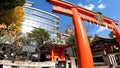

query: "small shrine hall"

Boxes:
[91, 35, 120, 66]
[45, 44, 71, 61]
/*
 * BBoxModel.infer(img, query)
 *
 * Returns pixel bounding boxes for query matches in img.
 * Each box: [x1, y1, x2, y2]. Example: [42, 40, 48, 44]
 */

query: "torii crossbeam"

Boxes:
[46, 0, 120, 68]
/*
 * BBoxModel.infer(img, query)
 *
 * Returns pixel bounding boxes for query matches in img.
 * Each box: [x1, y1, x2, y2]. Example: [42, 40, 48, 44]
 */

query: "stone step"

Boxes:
[95, 66, 109, 68]
[94, 62, 109, 68]
[94, 62, 108, 66]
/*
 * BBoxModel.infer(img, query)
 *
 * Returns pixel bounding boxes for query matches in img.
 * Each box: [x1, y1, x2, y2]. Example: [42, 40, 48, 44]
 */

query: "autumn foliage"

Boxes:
[0, 0, 26, 11]
[0, 6, 24, 26]
[0, 0, 26, 36]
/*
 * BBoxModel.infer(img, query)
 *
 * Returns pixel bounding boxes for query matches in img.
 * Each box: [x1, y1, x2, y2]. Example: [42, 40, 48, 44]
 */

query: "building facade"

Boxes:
[55, 29, 77, 57]
[91, 35, 120, 67]
[22, 1, 59, 39]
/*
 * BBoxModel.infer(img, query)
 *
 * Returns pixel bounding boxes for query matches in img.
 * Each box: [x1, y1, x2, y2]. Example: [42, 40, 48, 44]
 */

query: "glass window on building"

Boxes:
[22, 2, 59, 39]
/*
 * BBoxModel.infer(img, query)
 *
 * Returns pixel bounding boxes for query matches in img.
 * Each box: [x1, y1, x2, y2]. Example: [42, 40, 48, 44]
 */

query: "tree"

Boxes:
[66, 34, 75, 46]
[27, 28, 50, 61]
[0, 0, 26, 11]
[65, 23, 94, 57]
[66, 34, 92, 46]
[0, 0, 25, 27]
[66, 34, 92, 57]
[0, 23, 21, 43]
[0, 6, 24, 33]
[11, 35, 30, 61]
[65, 23, 74, 31]
[65, 22, 95, 35]
[0, 0, 26, 43]
[66, 34, 76, 57]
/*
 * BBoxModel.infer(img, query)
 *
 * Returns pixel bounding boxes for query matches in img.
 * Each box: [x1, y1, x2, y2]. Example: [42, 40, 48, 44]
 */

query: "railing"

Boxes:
[0, 56, 119, 68]
[0, 60, 56, 68]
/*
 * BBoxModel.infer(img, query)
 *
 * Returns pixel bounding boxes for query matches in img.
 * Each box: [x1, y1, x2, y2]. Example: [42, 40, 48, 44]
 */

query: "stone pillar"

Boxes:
[70, 57, 76, 68]
[20, 67, 28, 68]
[3, 65, 12, 68]
[103, 55, 111, 65]
[66, 60, 71, 68]
[108, 54, 118, 66]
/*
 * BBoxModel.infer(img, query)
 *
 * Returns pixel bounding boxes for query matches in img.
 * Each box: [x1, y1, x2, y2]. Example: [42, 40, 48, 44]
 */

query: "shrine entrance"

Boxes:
[45, 44, 71, 61]
[46, 0, 120, 68]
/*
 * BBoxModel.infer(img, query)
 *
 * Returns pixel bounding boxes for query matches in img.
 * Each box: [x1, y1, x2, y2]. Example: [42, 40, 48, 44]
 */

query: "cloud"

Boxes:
[95, 26, 106, 34]
[97, 3, 105, 9]
[77, 3, 95, 10]
[98, 0, 102, 3]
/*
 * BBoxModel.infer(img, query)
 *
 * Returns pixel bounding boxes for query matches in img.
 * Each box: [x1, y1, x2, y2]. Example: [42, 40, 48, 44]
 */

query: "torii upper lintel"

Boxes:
[52, 6, 117, 29]
[47, 0, 118, 25]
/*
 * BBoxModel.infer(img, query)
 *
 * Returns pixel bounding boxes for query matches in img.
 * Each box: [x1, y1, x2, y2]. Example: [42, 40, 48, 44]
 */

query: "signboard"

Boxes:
[97, 12, 103, 22]
[22, 45, 36, 53]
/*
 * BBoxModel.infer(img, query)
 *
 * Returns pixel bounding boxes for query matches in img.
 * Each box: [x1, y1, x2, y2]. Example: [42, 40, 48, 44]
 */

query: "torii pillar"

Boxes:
[46, 0, 120, 68]
[71, 7, 94, 68]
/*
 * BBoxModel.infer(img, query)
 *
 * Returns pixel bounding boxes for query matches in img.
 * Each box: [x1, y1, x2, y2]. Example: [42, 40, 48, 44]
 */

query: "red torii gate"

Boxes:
[46, 0, 120, 68]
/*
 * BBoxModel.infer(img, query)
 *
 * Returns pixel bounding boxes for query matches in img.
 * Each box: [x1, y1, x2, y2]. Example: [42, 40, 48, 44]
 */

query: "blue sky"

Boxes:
[28, 0, 120, 38]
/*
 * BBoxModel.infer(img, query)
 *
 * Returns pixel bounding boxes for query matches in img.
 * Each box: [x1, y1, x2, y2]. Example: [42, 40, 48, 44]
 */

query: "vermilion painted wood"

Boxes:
[48, 0, 118, 25]
[46, 0, 120, 68]
[50, 44, 71, 61]
[52, 6, 116, 29]
[71, 7, 94, 68]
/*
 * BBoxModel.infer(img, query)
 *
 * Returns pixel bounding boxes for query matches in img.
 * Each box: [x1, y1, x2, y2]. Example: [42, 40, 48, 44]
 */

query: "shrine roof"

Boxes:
[49, 44, 71, 49]
[91, 35, 119, 46]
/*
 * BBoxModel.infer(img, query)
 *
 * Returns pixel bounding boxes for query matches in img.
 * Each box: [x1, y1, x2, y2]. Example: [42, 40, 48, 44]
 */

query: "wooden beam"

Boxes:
[52, 6, 115, 29]
[52, 6, 73, 16]
[49, 0, 118, 25]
